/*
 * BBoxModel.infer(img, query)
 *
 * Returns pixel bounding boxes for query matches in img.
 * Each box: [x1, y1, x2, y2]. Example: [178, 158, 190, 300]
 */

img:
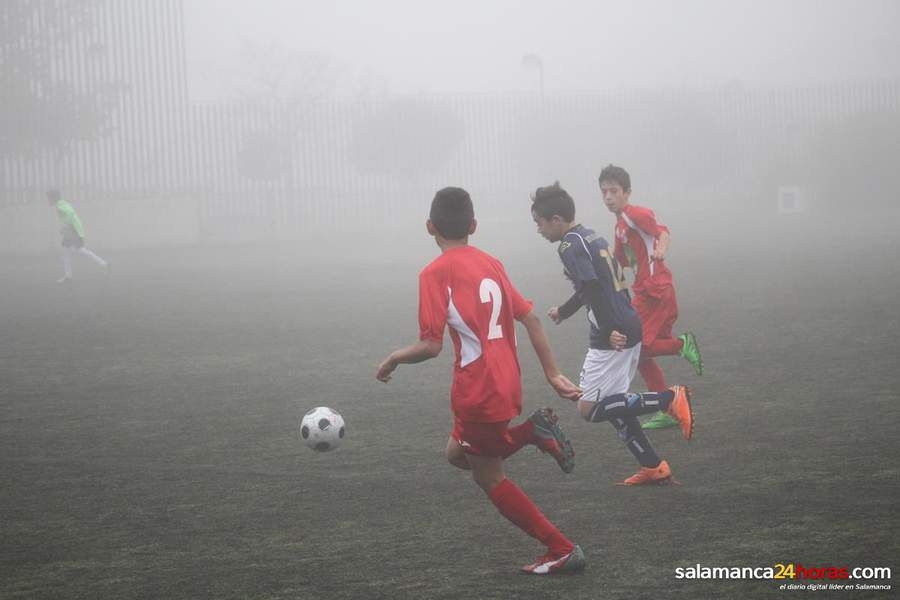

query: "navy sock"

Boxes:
[588, 390, 675, 421]
[612, 417, 661, 468]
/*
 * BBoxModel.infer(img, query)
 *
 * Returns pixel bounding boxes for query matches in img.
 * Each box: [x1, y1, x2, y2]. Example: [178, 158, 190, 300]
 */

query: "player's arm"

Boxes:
[627, 205, 669, 262]
[581, 280, 613, 340]
[560, 233, 613, 337]
[579, 281, 626, 349]
[518, 311, 581, 400]
[651, 229, 670, 262]
[548, 292, 583, 324]
[377, 267, 446, 383]
[376, 338, 442, 383]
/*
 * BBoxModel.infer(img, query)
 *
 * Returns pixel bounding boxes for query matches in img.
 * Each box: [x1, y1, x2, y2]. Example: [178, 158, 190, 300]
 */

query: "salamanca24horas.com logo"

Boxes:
[675, 563, 892, 582]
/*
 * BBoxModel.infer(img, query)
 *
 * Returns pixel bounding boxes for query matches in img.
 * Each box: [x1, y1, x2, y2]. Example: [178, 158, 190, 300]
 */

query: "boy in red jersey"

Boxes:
[599, 165, 703, 430]
[376, 187, 585, 575]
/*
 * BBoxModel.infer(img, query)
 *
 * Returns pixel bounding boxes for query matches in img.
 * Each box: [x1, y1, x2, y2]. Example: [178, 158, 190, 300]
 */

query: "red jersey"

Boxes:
[613, 204, 673, 297]
[418, 245, 534, 423]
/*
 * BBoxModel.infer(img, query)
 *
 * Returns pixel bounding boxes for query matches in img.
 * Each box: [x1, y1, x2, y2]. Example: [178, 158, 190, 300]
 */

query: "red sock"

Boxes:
[638, 357, 668, 391]
[488, 478, 573, 556]
[642, 337, 683, 358]
[502, 421, 534, 458]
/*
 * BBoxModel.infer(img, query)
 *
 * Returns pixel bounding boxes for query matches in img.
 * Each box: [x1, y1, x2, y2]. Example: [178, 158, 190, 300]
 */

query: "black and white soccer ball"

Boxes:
[299, 406, 346, 452]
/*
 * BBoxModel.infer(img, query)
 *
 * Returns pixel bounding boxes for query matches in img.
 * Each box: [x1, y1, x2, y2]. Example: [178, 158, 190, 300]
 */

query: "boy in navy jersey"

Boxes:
[531, 182, 694, 485]
[376, 187, 585, 574]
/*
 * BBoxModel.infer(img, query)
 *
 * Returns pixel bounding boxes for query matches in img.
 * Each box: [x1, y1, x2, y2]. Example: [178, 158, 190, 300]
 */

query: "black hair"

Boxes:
[598, 164, 631, 192]
[530, 181, 575, 222]
[46, 189, 60, 202]
[430, 187, 474, 240]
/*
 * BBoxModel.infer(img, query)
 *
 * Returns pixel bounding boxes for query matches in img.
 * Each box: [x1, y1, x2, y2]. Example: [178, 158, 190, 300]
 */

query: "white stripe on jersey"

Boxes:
[620, 212, 656, 277]
[565, 230, 592, 258]
[447, 287, 482, 368]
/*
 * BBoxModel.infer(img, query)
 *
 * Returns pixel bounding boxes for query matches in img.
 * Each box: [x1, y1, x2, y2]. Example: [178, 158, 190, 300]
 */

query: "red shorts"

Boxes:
[451, 418, 514, 457]
[632, 285, 678, 346]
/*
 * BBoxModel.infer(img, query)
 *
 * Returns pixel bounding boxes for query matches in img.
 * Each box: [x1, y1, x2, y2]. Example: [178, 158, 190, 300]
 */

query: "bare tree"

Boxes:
[226, 40, 343, 106]
[0, 0, 124, 161]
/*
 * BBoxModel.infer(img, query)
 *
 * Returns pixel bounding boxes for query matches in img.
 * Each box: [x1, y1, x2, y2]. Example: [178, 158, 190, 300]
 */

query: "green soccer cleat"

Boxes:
[641, 411, 679, 430]
[678, 332, 703, 376]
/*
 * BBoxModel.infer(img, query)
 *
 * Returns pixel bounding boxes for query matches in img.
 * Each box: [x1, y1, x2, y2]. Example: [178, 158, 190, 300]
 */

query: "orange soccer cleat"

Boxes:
[619, 459, 677, 486]
[666, 385, 694, 441]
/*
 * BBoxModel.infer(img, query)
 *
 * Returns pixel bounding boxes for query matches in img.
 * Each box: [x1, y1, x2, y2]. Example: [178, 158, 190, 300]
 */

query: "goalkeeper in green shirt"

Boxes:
[47, 190, 109, 283]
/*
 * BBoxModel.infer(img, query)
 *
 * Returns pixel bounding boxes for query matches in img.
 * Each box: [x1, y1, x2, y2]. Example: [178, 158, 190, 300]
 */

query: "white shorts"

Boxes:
[579, 344, 641, 403]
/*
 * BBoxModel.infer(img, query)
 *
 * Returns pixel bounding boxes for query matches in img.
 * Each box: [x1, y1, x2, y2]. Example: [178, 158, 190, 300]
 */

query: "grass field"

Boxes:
[2, 213, 898, 599]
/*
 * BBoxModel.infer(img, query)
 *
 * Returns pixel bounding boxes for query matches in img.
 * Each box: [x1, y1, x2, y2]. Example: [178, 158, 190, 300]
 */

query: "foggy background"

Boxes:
[2, 0, 899, 255]
[185, 0, 900, 97]
[3, 2, 900, 598]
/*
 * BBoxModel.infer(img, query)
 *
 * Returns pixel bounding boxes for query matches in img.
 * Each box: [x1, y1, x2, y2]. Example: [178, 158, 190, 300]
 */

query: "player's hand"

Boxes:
[548, 373, 582, 401]
[609, 330, 627, 351]
[650, 248, 666, 261]
[375, 357, 397, 383]
[547, 306, 562, 324]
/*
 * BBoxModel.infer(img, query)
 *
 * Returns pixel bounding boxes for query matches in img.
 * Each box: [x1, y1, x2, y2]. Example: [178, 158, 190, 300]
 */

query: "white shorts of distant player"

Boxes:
[578, 343, 641, 406]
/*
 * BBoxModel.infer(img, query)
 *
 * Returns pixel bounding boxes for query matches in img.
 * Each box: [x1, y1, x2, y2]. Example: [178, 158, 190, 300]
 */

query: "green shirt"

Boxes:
[55, 200, 84, 237]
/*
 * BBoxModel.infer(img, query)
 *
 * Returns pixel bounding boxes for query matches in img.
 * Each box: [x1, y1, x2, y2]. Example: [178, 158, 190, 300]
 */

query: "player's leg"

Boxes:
[577, 345, 641, 412]
[643, 332, 702, 374]
[634, 287, 680, 357]
[579, 345, 677, 484]
[639, 287, 703, 374]
[583, 407, 675, 485]
[58, 246, 74, 283]
[638, 356, 666, 391]
[581, 394, 664, 466]
[467, 453, 583, 574]
[466, 413, 575, 473]
[451, 417, 526, 465]
[634, 290, 680, 428]
[445, 435, 471, 470]
[576, 345, 656, 456]
[457, 421, 584, 574]
[501, 420, 534, 457]
[588, 389, 675, 420]
[658, 287, 703, 374]
[589, 386, 693, 441]
[77, 246, 109, 271]
[637, 357, 677, 429]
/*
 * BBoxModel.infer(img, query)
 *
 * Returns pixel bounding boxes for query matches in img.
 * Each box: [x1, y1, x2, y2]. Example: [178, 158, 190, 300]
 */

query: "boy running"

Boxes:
[47, 189, 109, 283]
[531, 182, 693, 485]
[599, 165, 702, 430]
[376, 187, 585, 575]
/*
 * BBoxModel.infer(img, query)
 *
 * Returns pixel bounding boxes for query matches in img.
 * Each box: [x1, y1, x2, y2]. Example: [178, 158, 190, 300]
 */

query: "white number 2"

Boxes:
[479, 278, 504, 340]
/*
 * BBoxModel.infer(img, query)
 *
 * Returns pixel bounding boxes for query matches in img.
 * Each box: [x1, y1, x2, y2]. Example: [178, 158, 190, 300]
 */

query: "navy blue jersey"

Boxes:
[558, 224, 643, 350]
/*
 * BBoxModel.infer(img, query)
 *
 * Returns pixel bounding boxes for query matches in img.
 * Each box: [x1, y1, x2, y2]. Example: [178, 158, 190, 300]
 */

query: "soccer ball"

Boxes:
[299, 406, 346, 452]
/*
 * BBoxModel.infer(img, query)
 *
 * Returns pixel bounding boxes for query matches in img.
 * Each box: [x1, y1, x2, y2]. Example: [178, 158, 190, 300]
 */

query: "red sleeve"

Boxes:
[625, 204, 667, 238]
[506, 279, 533, 320]
[495, 261, 533, 319]
[418, 266, 448, 342]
